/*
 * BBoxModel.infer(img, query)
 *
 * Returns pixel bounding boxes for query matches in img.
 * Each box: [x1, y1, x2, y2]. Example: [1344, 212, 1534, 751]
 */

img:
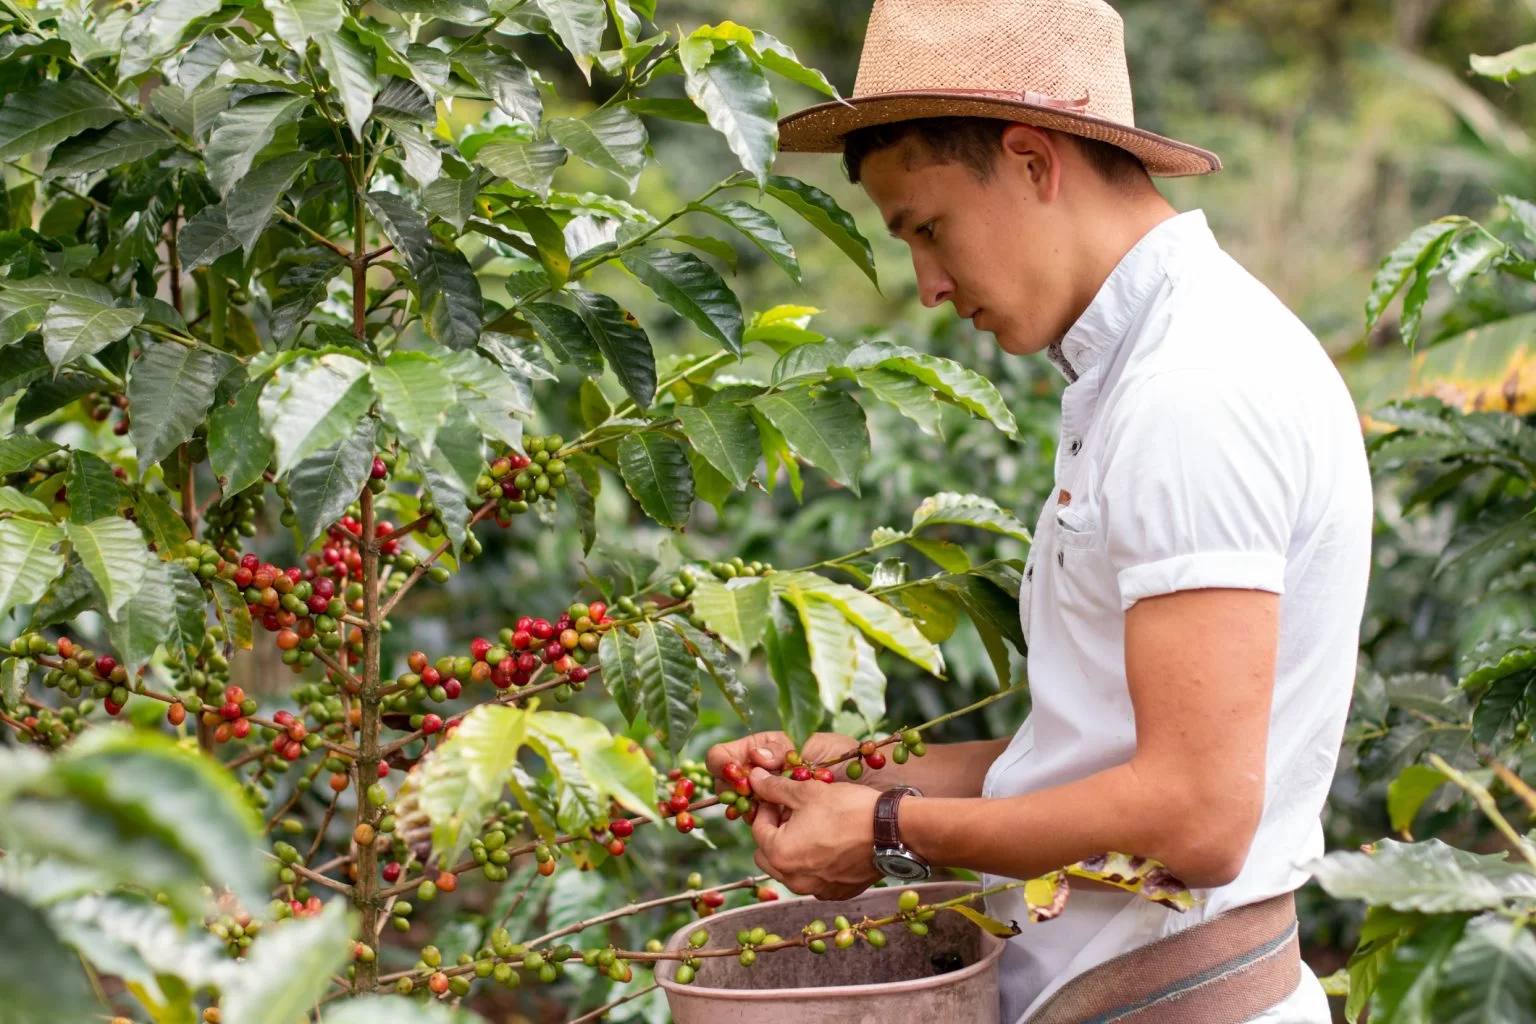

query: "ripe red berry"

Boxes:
[104, 698, 122, 716]
[220, 701, 241, 721]
[442, 678, 462, 699]
[865, 753, 887, 770]
[233, 718, 251, 739]
[470, 638, 491, 661]
[756, 886, 779, 902]
[530, 619, 553, 640]
[436, 871, 457, 893]
[371, 457, 388, 479]
[722, 762, 746, 782]
[240, 553, 259, 571]
[421, 714, 443, 734]
[569, 666, 589, 683]
[234, 567, 254, 589]
[378, 762, 390, 778]
[421, 666, 440, 687]
[382, 861, 401, 882]
[813, 768, 835, 784]
[95, 655, 117, 678]
[588, 601, 607, 621]
[511, 629, 532, 650]
[609, 818, 634, 837]
[428, 972, 448, 995]
[554, 655, 576, 675]
[790, 766, 813, 782]
[675, 777, 696, 799]
[283, 740, 303, 761]
[515, 616, 534, 633]
[276, 629, 300, 651]
[516, 653, 539, 674]
[167, 703, 186, 726]
[675, 811, 695, 833]
[607, 838, 626, 856]
[667, 794, 691, 814]
[274, 710, 295, 727]
[702, 890, 725, 908]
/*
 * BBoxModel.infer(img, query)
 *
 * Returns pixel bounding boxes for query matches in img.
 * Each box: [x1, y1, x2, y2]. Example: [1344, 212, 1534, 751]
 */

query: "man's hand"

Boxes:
[746, 767, 882, 901]
[705, 730, 856, 784]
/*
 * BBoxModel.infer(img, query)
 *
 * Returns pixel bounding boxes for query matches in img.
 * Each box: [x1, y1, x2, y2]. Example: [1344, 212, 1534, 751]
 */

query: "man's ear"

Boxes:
[1000, 123, 1062, 203]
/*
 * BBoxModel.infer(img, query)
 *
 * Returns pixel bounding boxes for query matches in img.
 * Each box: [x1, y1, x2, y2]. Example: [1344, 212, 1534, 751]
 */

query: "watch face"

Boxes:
[875, 851, 930, 881]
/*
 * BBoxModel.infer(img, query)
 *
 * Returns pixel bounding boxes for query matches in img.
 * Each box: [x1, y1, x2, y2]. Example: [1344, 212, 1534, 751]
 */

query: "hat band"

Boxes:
[902, 87, 1092, 112]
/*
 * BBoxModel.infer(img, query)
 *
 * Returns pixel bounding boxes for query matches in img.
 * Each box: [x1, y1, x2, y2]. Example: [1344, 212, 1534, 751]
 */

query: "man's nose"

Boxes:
[914, 254, 954, 309]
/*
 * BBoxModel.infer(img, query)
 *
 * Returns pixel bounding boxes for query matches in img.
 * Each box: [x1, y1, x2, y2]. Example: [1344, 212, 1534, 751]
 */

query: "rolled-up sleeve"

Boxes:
[1100, 370, 1296, 611]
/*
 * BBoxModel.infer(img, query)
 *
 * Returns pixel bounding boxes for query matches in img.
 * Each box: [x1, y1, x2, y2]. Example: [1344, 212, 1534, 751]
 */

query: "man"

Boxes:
[705, 1, 1373, 1022]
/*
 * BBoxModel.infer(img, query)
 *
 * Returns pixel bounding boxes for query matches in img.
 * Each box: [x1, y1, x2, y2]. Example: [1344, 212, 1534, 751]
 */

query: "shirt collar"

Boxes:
[1050, 209, 1216, 381]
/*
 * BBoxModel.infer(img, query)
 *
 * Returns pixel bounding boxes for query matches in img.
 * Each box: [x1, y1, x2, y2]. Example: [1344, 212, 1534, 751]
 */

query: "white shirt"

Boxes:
[981, 210, 1373, 1024]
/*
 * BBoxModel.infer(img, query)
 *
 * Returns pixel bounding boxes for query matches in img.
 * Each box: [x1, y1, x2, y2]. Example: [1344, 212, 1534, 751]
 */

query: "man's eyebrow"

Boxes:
[885, 207, 913, 238]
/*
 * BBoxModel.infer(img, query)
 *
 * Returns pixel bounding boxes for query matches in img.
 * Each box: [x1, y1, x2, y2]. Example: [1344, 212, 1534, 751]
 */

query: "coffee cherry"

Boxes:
[902, 729, 922, 747]
[867, 928, 887, 949]
[790, 766, 812, 782]
[417, 880, 437, 901]
[701, 890, 725, 908]
[834, 929, 856, 949]
[537, 858, 556, 877]
[907, 920, 930, 936]
[865, 752, 887, 770]
[609, 818, 634, 838]
[899, 889, 921, 913]
[689, 929, 709, 948]
[813, 767, 835, 784]
[436, 871, 457, 893]
[421, 714, 443, 734]
[859, 741, 877, 757]
[676, 963, 696, 985]
[809, 938, 827, 954]
[755, 886, 778, 902]
[382, 862, 401, 883]
[845, 760, 864, 780]
[675, 777, 696, 799]
[892, 744, 910, 764]
[738, 949, 756, 967]
[607, 838, 626, 856]
[675, 811, 695, 833]
[910, 741, 927, 757]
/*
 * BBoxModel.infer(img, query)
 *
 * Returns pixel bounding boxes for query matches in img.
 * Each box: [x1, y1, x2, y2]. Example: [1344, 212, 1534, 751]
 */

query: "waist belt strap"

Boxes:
[1023, 893, 1300, 1024]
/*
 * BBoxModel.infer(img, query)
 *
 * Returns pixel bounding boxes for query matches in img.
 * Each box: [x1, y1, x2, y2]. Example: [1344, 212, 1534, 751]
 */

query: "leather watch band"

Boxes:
[874, 787, 916, 848]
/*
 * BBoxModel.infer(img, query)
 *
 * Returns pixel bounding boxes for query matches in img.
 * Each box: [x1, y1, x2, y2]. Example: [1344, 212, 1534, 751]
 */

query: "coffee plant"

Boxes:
[0, 2, 1199, 1021]
[1298, 39, 1536, 1023]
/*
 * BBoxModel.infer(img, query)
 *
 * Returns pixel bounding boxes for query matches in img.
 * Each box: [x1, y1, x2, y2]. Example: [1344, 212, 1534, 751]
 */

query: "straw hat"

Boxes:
[777, 0, 1221, 177]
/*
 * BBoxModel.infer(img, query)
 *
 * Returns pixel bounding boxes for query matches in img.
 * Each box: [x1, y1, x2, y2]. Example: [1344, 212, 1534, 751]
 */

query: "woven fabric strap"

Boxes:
[1023, 893, 1300, 1024]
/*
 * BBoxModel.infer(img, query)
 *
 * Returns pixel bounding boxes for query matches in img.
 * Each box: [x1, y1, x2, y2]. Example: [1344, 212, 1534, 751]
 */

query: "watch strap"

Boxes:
[874, 787, 917, 849]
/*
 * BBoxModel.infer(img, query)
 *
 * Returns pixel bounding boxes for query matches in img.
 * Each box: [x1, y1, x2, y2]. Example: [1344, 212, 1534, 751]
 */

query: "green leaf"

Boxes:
[523, 301, 603, 375]
[0, 519, 65, 620]
[516, 206, 572, 289]
[165, 561, 208, 663]
[1306, 838, 1536, 912]
[676, 402, 759, 488]
[128, 342, 238, 474]
[264, 0, 344, 50]
[849, 632, 886, 724]
[935, 572, 1022, 685]
[67, 450, 125, 525]
[1459, 632, 1536, 690]
[751, 31, 840, 98]
[0, 78, 121, 162]
[103, 556, 177, 676]
[692, 199, 799, 284]
[270, 255, 345, 340]
[133, 490, 191, 553]
[774, 570, 945, 675]
[209, 377, 273, 494]
[0, 436, 60, 475]
[226, 151, 314, 258]
[1373, 916, 1468, 1023]
[690, 576, 769, 659]
[1428, 913, 1536, 1024]
[571, 290, 655, 408]
[438, 349, 529, 450]
[763, 599, 821, 747]
[14, 372, 112, 427]
[415, 702, 531, 862]
[40, 295, 144, 369]
[750, 405, 802, 499]
[31, 561, 95, 630]
[65, 517, 149, 620]
[547, 105, 648, 192]
[534, 0, 608, 81]
[208, 576, 253, 651]
[631, 618, 700, 754]
[365, 192, 482, 350]
[45, 121, 172, 176]
[897, 582, 961, 643]
[672, 619, 751, 724]
[423, 170, 481, 231]
[624, 97, 709, 123]
[380, 117, 442, 186]
[912, 492, 1034, 545]
[856, 367, 944, 437]
[222, 901, 353, 1024]
[1364, 219, 1465, 334]
[0, 891, 96, 1024]
[0, 486, 53, 523]
[568, 455, 600, 554]
[288, 415, 376, 548]
[751, 387, 868, 493]
[598, 627, 641, 723]
[525, 712, 659, 821]
[456, 45, 542, 125]
[316, 29, 378, 138]
[762, 175, 878, 288]
[204, 93, 310, 196]
[617, 433, 693, 528]
[621, 247, 743, 354]
[323, 997, 485, 1024]
[377, 0, 492, 22]
[473, 135, 568, 197]
[258, 353, 374, 474]
[370, 351, 454, 456]
[1387, 764, 1450, 836]
[1471, 43, 1536, 81]
[843, 342, 1018, 437]
[177, 202, 240, 271]
[782, 582, 859, 713]
[412, 404, 484, 502]
[685, 43, 776, 187]
[1, 656, 26, 710]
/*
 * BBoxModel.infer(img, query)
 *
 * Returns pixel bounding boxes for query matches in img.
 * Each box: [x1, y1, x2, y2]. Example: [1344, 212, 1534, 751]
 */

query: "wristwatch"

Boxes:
[872, 786, 931, 881]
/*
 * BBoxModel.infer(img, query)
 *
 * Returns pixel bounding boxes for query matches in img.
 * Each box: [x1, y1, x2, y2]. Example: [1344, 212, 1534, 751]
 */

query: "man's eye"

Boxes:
[918, 222, 935, 239]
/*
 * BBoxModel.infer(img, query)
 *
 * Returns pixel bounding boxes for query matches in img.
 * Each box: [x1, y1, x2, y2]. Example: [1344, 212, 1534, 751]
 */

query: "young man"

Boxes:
[705, 1, 1372, 1021]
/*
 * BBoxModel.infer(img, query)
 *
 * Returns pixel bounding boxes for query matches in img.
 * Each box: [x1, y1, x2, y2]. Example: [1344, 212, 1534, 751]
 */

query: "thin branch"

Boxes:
[566, 983, 659, 1024]
[261, 851, 353, 896]
[527, 876, 768, 950]
[307, 790, 344, 865]
[276, 207, 353, 260]
[378, 499, 498, 620]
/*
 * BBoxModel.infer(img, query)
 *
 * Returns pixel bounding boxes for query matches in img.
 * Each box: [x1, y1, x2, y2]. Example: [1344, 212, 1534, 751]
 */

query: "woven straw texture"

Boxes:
[777, 0, 1221, 176]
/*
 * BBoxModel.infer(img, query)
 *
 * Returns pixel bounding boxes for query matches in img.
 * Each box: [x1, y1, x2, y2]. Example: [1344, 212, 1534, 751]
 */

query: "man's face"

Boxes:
[859, 134, 1077, 357]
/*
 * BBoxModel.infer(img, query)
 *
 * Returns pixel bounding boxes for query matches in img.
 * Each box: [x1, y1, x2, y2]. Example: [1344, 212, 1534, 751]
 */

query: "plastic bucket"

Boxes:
[655, 881, 1005, 1023]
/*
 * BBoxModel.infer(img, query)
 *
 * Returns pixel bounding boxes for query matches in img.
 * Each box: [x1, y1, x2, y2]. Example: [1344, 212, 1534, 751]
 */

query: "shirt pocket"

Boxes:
[1050, 505, 1120, 620]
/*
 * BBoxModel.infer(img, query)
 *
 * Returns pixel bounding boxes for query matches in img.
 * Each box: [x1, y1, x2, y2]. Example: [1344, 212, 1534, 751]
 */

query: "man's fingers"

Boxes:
[706, 733, 788, 778]
[748, 767, 805, 808]
[754, 848, 788, 886]
[750, 798, 783, 849]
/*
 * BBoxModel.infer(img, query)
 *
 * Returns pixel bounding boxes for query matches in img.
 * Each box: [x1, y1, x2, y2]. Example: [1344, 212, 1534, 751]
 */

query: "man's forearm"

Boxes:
[858, 737, 1011, 798]
[899, 759, 1246, 889]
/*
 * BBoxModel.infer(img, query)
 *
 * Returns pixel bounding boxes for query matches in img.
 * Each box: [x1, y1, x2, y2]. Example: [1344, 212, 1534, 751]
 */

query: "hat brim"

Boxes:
[778, 92, 1221, 177]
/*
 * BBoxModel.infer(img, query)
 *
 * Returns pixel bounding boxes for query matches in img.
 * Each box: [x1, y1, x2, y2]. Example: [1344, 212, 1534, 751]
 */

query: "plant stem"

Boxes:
[261, 851, 352, 895]
[526, 875, 769, 950]
[351, 478, 384, 985]
[167, 203, 183, 315]
[807, 681, 1029, 772]
[1428, 754, 1536, 873]
[377, 499, 498, 620]
[566, 982, 659, 1023]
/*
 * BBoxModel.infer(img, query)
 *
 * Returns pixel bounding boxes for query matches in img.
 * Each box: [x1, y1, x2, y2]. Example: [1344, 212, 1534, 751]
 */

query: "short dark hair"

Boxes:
[841, 116, 1147, 188]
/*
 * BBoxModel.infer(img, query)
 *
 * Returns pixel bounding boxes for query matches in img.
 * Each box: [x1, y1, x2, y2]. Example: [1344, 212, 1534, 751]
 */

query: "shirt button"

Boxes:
[1068, 438, 1082, 455]
[1057, 550, 1065, 567]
